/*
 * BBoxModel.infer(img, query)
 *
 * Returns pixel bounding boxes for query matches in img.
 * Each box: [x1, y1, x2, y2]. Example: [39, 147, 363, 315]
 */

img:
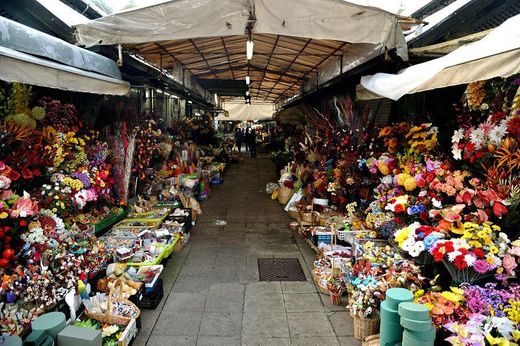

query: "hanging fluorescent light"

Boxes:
[246, 40, 254, 60]
[246, 75, 250, 85]
[188, 100, 193, 104]
[246, 91, 250, 96]
[214, 94, 218, 104]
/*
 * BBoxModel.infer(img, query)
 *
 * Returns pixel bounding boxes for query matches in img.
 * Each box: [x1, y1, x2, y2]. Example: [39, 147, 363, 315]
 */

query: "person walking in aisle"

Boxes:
[234, 127, 244, 152]
[249, 128, 257, 157]
[245, 127, 252, 152]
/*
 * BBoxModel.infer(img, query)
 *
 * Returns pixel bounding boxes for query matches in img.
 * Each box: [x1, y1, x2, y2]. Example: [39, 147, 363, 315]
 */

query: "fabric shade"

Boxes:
[217, 102, 275, 121]
[74, 0, 406, 57]
[359, 14, 520, 100]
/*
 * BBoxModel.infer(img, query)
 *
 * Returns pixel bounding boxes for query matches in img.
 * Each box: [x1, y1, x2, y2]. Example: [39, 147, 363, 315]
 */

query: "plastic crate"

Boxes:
[113, 219, 162, 229]
[91, 208, 127, 234]
[139, 278, 164, 309]
[314, 232, 334, 245]
[160, 234, 182, 259]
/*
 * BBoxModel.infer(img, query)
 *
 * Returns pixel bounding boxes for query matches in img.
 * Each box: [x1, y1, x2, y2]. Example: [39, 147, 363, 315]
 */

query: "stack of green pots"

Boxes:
[379, 288, 414, 345]
[398, 302, 435, 346]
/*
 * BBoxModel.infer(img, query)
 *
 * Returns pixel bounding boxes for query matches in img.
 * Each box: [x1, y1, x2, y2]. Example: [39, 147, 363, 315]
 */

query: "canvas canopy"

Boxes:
[217, 102, 274, 121]
[73, 0, 406, 58]
[358, 14, 520, 101]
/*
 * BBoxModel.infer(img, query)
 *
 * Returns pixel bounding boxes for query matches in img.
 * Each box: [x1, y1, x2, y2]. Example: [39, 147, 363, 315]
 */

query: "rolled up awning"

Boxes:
[0, 16, 129, 96]
[359, 14, 520, 100]
[0, 46, 130, 96]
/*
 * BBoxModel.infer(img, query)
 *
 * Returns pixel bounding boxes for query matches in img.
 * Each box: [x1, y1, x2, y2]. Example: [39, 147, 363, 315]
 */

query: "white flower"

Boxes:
[380, 176, 393, 185]
[452, 129, 465, 143]
[464, 254, 476, 267]
[448, 250, 462, 262]
[428, 126, 439, 135]
[432, 198, 442, 209]
[418, 190, 427, 197]
[488, 124, 507, 145]
[402, 239, 414, 252]
[452, 145, 462, 160]
[469, 128, 486, 149]
[409, 242, 425, 257]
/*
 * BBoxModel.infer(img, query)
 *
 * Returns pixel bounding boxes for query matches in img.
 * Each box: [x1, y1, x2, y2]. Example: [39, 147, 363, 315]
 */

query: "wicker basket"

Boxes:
[352, 314, 380, 341]
[85, 281, 141, 326]
[278, 187, 294, 205]
[362, 334, 380, 346]
[300, 210, 320, 224]
[288, 208, 299, 219]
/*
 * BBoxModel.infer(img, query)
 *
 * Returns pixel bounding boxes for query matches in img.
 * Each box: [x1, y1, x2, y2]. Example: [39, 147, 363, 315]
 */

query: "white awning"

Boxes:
[359, 14, 520, 101]
[217, 102, 274, 121]
[73, 0, 406, 58]
[0, 46, 130, 96]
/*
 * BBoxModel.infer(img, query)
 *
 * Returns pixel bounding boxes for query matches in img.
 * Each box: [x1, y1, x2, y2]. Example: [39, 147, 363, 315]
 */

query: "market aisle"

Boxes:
[135, 155, 359, 346]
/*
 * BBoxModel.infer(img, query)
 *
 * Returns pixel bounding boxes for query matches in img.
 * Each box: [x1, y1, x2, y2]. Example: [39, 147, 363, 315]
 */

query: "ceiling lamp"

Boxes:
[246, 91, 250, 96]
[246, 40, 254, 60]
[246, 75, 251, 85]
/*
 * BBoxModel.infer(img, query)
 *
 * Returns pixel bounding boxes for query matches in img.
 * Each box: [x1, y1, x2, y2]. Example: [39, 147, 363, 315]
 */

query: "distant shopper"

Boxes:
[249, 128, 257, 158]
[234, 128, 244, 152]
[245, 127, 252, 152]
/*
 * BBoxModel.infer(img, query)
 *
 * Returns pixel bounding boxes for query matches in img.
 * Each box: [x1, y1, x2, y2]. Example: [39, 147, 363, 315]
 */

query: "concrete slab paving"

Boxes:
[140, 155, 356, 345]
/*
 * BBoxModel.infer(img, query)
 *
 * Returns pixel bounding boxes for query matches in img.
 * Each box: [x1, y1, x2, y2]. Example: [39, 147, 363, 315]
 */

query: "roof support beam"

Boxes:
[275, 42, 347, 103]
[189, 38, 219, 79]
[265, 38, 312, 100]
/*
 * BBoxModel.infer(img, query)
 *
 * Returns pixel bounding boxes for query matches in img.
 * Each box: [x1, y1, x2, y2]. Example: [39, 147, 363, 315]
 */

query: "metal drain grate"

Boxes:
[258, 258, 306, 281]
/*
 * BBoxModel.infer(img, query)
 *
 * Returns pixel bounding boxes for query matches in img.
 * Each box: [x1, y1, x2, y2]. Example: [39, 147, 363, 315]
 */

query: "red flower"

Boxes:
[32, 168, 42, 177]
[419, 211, 429, 221]
[454, 255, 468, 269]
[21, 168, 33, 179]
[444, 241, 454, 253]
[492, 201, 508, 218]
[394, 204, 405, 213]
[473, 248, 485, 258]
[6, 170, 20, 181]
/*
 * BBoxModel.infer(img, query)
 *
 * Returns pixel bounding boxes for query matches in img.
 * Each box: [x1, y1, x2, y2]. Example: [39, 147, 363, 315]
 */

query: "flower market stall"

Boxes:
[0, 82, 232, 344]
[274, 75, 520, 344]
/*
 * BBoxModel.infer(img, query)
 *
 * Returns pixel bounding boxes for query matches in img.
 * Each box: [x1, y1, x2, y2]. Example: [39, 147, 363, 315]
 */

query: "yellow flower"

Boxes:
[450, 287, 464, 295]
[404, 177, 417, 191]
[487, 256, 495, 264]
[441, 291, 463, 303]
[414, 289, 425, 299]
[468, 241, 483, 248]
[492, 224, 501, 231]
[0, 212, 8, 219]
[489, 246, 499, 254]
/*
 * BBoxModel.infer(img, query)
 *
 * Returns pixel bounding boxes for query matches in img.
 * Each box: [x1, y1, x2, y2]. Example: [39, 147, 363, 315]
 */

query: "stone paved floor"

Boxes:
[134, 155, 360, 346]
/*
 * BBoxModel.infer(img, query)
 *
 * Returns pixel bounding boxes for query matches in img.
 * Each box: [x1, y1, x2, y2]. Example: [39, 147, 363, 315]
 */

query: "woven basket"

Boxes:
[362, 334, 380, 346]
[278, 187, 294, 205]
[85, 281, 141, 326]
[300, 210, 320, 224]
[352, 314, 380, 341]
[317, 280, 329, 295]
[288, 208, 299, 219]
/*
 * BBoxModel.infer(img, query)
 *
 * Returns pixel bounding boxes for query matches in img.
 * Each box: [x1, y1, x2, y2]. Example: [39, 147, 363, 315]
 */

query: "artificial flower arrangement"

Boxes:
[415, 283, 520, 345]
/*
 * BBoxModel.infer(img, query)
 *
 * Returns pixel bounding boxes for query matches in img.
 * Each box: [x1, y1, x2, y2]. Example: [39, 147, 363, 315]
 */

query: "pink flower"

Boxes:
[10, 196, 39, 218]
[502, 255, 517, 275]
[0, 176, 11, 189]
[473, 260, 491, 274]
[0, 161, 6, 170]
